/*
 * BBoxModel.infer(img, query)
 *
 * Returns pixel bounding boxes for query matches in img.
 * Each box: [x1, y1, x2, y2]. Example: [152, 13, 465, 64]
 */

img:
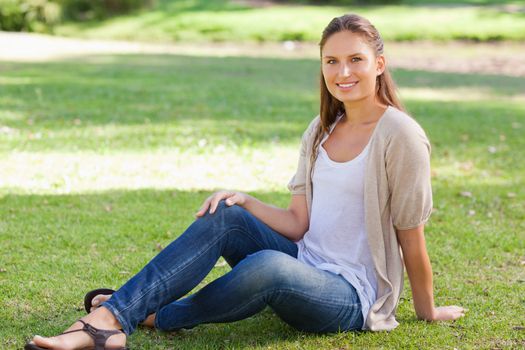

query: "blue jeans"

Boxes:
[102, 201, 363, 335]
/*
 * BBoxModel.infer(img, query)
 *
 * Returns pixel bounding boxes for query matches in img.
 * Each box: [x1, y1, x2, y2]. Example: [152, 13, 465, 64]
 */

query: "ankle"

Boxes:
[87, 306, 123, 330]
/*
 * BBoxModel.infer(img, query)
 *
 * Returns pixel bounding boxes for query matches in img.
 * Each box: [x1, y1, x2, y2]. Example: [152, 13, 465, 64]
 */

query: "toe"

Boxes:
[90, 294, 112, 312]
[32, 321, 92, 350]
[32, 335, 55, 348]
[92, 294, 112, 306]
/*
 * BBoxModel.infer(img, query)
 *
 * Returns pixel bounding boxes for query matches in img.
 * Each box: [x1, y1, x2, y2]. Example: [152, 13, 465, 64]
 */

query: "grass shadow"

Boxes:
[0, 54, 523, 154]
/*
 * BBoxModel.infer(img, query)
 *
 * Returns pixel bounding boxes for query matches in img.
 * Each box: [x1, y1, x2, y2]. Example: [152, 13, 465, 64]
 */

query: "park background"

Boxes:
[0, 0, 524, 349]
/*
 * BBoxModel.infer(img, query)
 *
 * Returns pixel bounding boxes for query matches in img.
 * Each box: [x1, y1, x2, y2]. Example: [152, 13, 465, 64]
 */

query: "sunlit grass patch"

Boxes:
[0, 147, 298, 195]
[400, 87, 525, 102]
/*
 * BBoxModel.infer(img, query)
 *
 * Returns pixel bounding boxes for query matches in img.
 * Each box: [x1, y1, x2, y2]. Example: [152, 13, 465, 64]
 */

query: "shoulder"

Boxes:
[306, 115, 321, 133]
[301, 115, 321, 141]
[377, 107, 430, 147]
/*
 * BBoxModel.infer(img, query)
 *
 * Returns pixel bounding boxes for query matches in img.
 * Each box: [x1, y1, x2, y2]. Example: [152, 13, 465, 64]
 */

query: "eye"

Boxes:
[351, 57, 362, 63]
[326, 59, 337, 64]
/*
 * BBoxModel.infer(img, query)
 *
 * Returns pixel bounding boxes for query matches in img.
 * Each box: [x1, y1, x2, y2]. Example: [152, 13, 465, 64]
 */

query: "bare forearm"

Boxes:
[399, 226, 467, 322]
[404, 245, 435, 320]
[397, 226, 436, 320]
[242, 195, 308, 241]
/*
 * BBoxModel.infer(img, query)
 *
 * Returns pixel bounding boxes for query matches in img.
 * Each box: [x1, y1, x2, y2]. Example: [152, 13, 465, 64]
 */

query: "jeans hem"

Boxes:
[101, 301, 133, 336]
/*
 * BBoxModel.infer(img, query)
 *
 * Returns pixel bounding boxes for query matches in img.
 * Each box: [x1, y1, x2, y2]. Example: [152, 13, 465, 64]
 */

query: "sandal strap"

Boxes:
[61, 328, 85, 336]
[61, 319, 124, 350]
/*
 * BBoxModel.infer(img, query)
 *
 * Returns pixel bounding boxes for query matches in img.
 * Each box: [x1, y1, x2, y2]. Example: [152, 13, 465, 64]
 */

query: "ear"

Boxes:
[376, 55, 386, 76]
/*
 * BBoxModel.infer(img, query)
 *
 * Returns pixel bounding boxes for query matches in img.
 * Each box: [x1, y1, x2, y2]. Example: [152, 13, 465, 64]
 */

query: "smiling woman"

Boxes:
[24, 13, 465, 350]
[321, 33, 385, 104]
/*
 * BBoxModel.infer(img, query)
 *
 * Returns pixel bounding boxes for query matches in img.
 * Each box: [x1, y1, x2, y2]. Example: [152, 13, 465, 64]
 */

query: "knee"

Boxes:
[247, 249, 294, 267]
[238, 250, 297, 289]
[202, 200, 248, 226]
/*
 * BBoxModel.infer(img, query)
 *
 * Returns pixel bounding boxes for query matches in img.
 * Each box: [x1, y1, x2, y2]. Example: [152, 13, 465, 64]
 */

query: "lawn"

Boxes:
[0, 51, 524, 349]
[53, 0, 525, 43]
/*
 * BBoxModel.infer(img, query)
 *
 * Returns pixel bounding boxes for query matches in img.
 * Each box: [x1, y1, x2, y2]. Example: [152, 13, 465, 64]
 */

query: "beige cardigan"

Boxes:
[287, 106, 433, 331]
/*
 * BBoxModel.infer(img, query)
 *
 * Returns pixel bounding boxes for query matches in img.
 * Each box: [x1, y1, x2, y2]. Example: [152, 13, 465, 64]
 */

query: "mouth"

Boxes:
[336, 81, 358, 88]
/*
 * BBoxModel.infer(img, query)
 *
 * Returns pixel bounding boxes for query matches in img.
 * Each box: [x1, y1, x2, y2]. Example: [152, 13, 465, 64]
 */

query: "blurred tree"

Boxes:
[0, 0, 61, 32]
[58, 0, 156, 21]
[0, 0, 154, 31]
[275, 0, 402, 4]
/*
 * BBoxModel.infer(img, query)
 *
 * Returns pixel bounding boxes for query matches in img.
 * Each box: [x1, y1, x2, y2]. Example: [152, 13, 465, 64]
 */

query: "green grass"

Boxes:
[0, 52, 524, 349]
[53, 0, 525, 43]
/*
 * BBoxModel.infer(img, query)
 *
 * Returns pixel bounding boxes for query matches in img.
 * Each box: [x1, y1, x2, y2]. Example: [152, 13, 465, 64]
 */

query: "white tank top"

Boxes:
[295, 116, 378, 329]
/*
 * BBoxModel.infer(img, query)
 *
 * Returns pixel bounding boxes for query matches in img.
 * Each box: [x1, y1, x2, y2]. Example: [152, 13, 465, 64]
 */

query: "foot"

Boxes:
[90, 294, 156, 328]
[141, 313, 156, 328]
[89, 293, 113, 313]
[30, 307, 126, 350]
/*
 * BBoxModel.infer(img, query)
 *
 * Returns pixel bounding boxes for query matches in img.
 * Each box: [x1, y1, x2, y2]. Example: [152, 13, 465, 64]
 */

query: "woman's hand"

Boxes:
[195, 190, 250, 217]
[430, 306, 467, 321]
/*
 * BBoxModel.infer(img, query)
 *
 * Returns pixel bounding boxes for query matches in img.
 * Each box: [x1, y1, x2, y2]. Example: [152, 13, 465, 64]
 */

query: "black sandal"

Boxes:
[25, 319, 128, 350]
[84, 288, 116, 314]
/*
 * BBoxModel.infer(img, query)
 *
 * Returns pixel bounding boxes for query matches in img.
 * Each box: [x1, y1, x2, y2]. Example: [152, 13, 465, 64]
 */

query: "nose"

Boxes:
[339, 62, 351, 77]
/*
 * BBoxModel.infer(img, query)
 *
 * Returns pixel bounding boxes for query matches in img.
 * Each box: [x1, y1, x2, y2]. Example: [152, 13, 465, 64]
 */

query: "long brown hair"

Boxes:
[310, 14, 405, 170]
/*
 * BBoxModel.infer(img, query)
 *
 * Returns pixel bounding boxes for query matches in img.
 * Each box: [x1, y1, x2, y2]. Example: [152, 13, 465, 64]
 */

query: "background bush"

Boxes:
[0, 0, 61, 32]
[0, 0, 154, 32]
[277, 0, 402, 4]
[57, 0, 155, 21]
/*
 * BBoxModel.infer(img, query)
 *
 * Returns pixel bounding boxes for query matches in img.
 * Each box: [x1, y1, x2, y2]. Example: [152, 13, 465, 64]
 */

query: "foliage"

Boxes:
[54, 0, 525, 43]
[0, 0, 154, 32]
[2, 0, 524, 42]
[57, 0, 155, 21]
[0, 0, 61, 32]
[279, 0, 402, 4]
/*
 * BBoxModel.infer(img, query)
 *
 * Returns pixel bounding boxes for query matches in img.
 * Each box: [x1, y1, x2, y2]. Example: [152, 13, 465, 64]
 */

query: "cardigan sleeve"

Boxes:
[385, 118, 433, 230]
[287, 116, 319, 195]
[287, 127, 309, 195]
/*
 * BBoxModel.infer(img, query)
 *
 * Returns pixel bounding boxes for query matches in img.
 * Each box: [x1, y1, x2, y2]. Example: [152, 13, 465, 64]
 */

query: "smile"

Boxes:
[336, 82, 358, 88]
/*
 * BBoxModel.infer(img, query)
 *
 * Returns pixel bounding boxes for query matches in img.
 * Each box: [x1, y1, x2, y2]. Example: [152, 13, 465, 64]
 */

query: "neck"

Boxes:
[342, 97, 387, 125]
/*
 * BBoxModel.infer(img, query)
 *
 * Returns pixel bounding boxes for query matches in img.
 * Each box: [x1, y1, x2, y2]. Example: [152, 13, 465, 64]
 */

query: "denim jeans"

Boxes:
[102, 200, 364, 335]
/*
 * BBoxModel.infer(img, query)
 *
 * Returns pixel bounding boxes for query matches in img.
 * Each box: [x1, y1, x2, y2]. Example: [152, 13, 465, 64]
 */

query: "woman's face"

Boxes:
[321, 31, 385, 106]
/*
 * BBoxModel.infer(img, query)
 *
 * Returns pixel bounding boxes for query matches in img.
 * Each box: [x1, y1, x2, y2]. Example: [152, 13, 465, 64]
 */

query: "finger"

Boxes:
[211, 192, 235, 212]
[195, 205, 207, 217]
[199, 197, 212, 211]
[456, 309, 466, 318]
[209, 193, 226, 214]
[196, 206, 207, 217]
[225, 194, 238, 206]
[447, 306, 466, 319]
[452, 306, 467, 313]
[195, 197, 212, 217]
[454, 312, 465, 320]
